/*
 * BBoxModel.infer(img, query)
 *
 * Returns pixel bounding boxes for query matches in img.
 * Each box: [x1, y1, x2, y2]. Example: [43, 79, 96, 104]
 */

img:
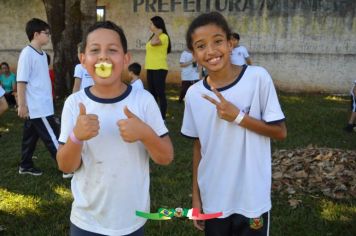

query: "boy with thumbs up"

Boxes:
[57, 21, 173, 235]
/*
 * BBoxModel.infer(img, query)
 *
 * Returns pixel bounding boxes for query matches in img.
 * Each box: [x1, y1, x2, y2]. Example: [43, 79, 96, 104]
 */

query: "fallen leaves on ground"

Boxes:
[272, 146, 356, 203]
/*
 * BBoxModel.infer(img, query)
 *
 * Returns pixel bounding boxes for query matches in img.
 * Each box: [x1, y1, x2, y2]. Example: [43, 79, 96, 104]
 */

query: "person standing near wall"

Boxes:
[178, 49, 200, 103]
[230, 33, 252, 66]
[344, 80, 356, 132]
[16, 18, 60, 176]
[72, 42, 94, 93]
[145, 16, 171, 120]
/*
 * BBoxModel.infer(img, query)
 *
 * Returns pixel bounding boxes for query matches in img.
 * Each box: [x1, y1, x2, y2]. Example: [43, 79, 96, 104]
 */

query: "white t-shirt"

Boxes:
[0, 86, 5, 97]
[17, 45, 54, 118]
[59, 86, 168, 235]
[74, 64, 94, 90]
[181, 65, 285, 218]
[180, 50, 200, 81]
[231, 45, 250, 66]
[131, 78, 144, 90]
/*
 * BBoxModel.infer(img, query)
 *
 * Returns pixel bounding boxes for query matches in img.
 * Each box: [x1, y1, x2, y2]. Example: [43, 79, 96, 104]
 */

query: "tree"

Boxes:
[42, 0, 96, 98]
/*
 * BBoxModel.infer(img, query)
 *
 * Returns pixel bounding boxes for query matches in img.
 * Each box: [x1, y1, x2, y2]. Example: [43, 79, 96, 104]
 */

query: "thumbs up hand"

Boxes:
[73, 103, 100, 141]
[117, 106, 146, 143]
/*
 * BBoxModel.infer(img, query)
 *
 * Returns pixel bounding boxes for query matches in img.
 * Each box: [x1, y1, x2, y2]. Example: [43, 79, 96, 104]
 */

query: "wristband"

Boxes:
[70, 131, 83, 145]
[234, 110, 245, 125]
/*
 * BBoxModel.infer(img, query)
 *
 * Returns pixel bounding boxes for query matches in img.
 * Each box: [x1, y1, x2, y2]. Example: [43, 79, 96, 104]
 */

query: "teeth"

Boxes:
[208, 57, 220, 64]
[95, 62, 112, 78]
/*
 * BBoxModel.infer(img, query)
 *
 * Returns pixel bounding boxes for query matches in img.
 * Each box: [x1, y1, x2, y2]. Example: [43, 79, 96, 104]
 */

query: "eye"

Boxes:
[195, 44, 205, 50]
[215, 39, 223, 44]
[89, 48, 99, 53]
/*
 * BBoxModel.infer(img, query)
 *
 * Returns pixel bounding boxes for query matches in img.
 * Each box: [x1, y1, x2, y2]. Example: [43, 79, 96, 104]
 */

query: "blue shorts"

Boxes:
[204, 211, 270, 236]
[70, 222, 144, 236]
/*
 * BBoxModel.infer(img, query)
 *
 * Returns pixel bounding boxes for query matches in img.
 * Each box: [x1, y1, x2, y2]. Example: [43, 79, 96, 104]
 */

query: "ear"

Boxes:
[123, 52, 131, 67]
[80, 53, 86, 67]
[227, 38, 233, 52]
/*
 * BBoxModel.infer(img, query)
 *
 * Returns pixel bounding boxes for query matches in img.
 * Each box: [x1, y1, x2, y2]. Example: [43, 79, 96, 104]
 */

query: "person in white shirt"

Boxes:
[57, 21, 173, 236]
[182, 12, 287, 236]
[0, 86, 8, 116]
[179, 49, 200, 103]
[231, 32, 252, 66]
[17, 18, 59, 177]
[128, 62, 144, 90]
[72, 42, 94, 93]
[343, 80, 356, 132]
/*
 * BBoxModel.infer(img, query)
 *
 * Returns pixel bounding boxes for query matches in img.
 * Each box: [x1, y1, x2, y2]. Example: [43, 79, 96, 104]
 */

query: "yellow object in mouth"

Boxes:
[95, 62, 112, 78]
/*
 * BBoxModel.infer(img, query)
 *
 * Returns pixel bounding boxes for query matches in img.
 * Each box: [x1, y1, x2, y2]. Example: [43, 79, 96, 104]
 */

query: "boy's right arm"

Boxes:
[17, 82, 28, 118]
[57, 103, 100, 173]
[192, 139, 205, 231]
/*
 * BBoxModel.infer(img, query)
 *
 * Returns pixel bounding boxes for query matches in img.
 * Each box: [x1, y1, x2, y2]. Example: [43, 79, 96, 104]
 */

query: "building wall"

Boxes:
[0, 0, 50, 69]
[1, 0, 356, 92]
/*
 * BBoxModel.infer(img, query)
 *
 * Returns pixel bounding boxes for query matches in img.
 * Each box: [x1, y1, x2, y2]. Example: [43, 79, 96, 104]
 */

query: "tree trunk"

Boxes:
[42, 0, 96, 98]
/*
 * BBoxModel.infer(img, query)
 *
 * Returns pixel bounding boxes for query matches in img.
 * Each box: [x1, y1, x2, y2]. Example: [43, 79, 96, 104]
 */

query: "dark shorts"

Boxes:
[70, 222, 144, 236]
[351, 95, 356, 112]
[205, 211, 269, 236]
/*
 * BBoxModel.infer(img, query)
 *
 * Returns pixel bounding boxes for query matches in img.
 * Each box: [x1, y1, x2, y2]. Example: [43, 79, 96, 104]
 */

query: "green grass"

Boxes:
[0, 85, 355, 235]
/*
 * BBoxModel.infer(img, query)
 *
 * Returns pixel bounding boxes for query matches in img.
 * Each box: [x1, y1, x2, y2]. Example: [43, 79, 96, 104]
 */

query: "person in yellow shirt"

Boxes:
[145, 16, 171, 120]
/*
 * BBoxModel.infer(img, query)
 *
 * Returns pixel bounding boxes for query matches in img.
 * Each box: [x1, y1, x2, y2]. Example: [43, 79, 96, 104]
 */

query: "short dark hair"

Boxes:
[231, 33, 240, 40]
[25, 18, 50, 41]
[82, 21, 128, 53]
[186, 12, 231, 51]
[150, 16, 171, 54]
[77, 42, 84, 54]
[0, 62, 10, 69]
[128, 62, 141, 76]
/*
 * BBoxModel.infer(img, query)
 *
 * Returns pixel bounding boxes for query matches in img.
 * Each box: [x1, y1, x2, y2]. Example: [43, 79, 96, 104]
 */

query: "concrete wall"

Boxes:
[1, 0, 356, 93]
[0, 0, 51, 69]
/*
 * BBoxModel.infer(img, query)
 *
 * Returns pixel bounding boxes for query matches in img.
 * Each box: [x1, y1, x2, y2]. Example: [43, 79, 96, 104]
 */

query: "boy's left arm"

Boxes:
[117, 106, 174, 165]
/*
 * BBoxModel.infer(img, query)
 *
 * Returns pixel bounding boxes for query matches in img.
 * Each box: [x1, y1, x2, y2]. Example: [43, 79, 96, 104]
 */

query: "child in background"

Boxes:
[0, 86, 8, 116]
[16, 18, 59, 176]
[230, 32, 252, 66]
[343, 80, 356, 132]
[181, 12, 287, 235]
[0, 62, 17, 108]
[72, 42, 94, 93]
[178, 49, 200, 103]
[128, 62, 144, 90]
[46, 53, 55, 99]
[57, 21, 173, 235]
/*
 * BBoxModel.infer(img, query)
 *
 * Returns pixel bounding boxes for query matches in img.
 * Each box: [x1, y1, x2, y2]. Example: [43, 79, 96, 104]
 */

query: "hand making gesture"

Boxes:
[203, 87, 240, 122]
[117, 106, 147, 143]
[73, 103, 100, 141]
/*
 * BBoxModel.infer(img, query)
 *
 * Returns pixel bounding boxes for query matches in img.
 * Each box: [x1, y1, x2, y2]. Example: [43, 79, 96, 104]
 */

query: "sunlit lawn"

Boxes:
[0, 85, 355, 235]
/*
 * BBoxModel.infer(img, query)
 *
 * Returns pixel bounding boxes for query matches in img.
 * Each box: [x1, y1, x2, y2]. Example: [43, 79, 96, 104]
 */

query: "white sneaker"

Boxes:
[62, 172, 74, 178]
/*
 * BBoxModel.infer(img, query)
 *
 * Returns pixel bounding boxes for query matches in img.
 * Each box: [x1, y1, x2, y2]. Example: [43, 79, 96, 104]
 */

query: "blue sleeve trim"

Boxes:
[160, 132, 169, 138]
[266, 118, 286, 124]
[180, 132, 199, 139]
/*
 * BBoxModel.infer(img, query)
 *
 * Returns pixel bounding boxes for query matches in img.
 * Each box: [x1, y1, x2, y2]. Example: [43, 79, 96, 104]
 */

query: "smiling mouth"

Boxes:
[207, 56, 222, 65]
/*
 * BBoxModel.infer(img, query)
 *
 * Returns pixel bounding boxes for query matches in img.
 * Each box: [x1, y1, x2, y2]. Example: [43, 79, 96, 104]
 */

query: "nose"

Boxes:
[98, 51, 109, 61]
[206, 42, 216, 55]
